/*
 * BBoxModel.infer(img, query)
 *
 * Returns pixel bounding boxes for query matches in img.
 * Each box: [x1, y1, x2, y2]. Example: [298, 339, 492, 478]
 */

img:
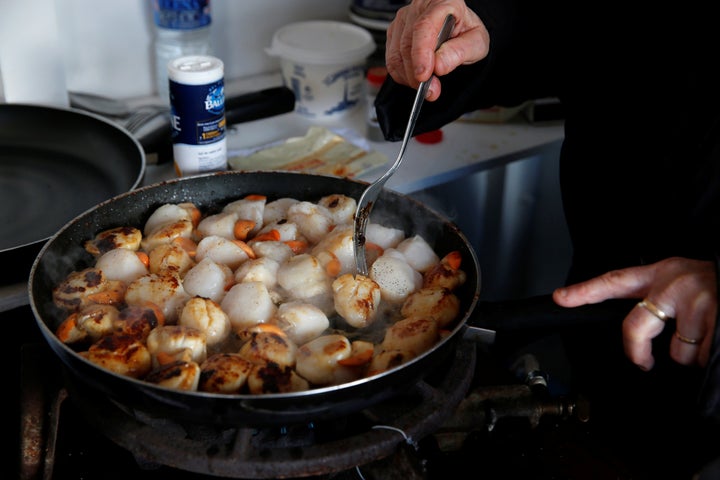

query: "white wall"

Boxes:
[0, 0, 352, 103]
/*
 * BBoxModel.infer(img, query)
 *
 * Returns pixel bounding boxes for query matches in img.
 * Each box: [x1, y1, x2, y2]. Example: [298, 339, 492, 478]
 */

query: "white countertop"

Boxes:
[144, 72, 565, 193]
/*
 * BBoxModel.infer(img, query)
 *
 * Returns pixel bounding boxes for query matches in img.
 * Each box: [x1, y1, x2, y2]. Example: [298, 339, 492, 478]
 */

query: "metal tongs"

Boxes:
[353, 14, 456, 275]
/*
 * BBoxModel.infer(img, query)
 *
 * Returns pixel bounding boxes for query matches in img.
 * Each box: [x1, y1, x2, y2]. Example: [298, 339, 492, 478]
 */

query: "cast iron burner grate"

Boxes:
[21, 339, 476, 479]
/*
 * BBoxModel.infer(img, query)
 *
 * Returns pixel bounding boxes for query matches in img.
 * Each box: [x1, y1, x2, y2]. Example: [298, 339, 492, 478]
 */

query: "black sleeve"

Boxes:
[699, 254, 720, 423]
[375, 0, 563, 141]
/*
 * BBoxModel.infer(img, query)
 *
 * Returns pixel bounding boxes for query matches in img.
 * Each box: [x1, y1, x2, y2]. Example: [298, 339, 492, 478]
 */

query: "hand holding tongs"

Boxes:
[352, 14, 456, 276]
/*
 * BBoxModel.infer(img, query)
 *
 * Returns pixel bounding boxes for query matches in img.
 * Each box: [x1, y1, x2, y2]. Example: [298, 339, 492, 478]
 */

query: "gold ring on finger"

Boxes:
[675, 331, 701, 345]
[637, 298, 669, 322]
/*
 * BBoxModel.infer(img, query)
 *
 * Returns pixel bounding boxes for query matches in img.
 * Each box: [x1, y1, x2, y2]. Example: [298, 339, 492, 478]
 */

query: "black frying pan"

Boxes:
[0, 104, 146, 285]
[29, 171, 481, 426]
[28, 170, 635, 427]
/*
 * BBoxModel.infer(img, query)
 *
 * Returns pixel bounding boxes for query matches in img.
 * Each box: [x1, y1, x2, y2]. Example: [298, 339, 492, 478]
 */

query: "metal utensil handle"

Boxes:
[374, 13, 455, 187]
[353, 14, 455, 276]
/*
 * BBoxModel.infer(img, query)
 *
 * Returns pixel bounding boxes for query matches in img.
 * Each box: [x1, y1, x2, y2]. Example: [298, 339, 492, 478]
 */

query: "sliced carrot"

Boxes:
[244, 194, 266, 201]
[232, 240, 256, 259]
[443, 251, 462, 270]
[366, 242, 384, 255]
[284, 240, 308, 255]
[86, 287, 124, 306]
[324, 256, 341, 277]
[252, 229, 281, 242]
[337, 349, 373, 366]
[172, 236, 198, 258]
[135, 251, 150, 268]
[155, 351, 177, 366]
[233, 219, 256, 241]
[249, 323, 286, 335]
[56, 314, 82, 344]
[179, 203, 202, 227]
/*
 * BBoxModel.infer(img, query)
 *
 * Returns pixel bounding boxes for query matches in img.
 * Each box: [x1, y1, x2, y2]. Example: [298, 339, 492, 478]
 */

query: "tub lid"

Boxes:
[266, 20, 376, 65]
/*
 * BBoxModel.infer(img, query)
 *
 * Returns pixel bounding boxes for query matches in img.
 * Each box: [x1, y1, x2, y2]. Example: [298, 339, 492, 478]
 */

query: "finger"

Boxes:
[622, 301, 668, 370]
[670, 289, 714, 367]
[385, 8, 412, 86]
[553, 266, 655, 307]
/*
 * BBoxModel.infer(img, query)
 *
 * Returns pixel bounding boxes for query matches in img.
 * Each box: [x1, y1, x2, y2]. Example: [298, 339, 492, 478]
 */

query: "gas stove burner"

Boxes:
[21, 339, 475, 479]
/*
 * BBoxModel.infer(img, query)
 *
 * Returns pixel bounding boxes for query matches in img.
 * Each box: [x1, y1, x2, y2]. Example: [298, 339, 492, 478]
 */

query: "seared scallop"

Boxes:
[179, 297, 231, 346]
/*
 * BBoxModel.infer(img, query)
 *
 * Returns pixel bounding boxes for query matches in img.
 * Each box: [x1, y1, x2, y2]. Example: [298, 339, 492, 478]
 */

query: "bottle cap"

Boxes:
[169, 56, 223, 85]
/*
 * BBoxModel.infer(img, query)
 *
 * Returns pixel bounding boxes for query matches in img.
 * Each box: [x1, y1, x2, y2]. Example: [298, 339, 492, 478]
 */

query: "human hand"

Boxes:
[385, 0, 489, 101]
[552, 257, 717, 370]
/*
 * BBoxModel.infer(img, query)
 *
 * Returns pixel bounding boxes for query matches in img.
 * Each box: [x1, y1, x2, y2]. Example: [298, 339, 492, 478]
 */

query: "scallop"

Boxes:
[222, 195, 266, 236]
[84, 226, 142, 257]
[53, 267, 122, 312]
[221, 281, 277, 331]
[199, 353, 253, 394]
[182, 258, 233, 303]
[295, 334, 355, 386]
[95, 248, 148, 284]
[124, 273, 190, 324]
[84, 334, 152, 379]
[195, 235, 250, 270]
[273, 301, 330, 345]
[148, 242, 195, 278]
[286, 201, 334, 244]
[179, 297, 231, 346]
[145, 361, 201, 391]
[196, 211, 239, 240]
[141, 219, 194, 252]
[366, 223, 405, 250]
[234, 256, 280, 290]
[369, 252, 422, 303]
[317, 194, 356, 225]
[277, 253, 331, 300]
[395, 235, 440, 273]
[332, 273, 381, 328]
[143, 203, 194, 236]
[246, 363, 309, 394]
[255, 220, 299, 241]
[252, 240, 295, 263]
[146, 324, 207, 368]
[401, 287, 461, 329]
[263, 197, 299, 225]
[311, 225, 356, 276]
[238, 330, 297, 368]
[381, 316, 439, 355]
[57, 304, 119, 344]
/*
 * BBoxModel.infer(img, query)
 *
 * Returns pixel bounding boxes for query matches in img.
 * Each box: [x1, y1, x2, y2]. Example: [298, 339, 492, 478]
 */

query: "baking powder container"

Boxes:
[169, 55, 226, 177]
[266, 21, 375, 120]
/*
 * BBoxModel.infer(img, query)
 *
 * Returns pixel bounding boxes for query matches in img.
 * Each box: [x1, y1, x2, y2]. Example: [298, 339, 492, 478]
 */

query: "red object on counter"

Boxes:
[366, 66, 388, 87]
[415, 129, 444, 144]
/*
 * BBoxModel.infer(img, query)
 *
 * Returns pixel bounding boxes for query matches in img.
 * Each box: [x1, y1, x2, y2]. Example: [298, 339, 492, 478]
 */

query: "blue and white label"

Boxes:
[170, 76, 226, 175]
[153, 0, 211, 30]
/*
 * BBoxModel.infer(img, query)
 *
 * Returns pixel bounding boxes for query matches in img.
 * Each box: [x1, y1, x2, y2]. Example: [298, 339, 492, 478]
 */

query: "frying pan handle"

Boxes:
[471, 294, 637, 333]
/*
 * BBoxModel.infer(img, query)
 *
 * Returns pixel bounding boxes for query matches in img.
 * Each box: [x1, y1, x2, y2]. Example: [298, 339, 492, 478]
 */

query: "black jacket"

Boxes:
[376, 0, 720, 456]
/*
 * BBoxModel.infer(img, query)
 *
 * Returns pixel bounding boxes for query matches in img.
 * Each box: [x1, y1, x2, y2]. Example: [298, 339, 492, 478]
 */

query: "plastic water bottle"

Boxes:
[152, 0, 212, 103]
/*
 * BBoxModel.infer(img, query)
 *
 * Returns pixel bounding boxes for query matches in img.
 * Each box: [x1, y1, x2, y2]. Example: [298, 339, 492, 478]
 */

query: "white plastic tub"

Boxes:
[266, 20, 375, 120]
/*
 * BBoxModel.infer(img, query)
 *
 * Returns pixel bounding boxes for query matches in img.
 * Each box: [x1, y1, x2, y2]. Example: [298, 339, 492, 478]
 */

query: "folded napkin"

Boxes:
[228, 126, 387, 178]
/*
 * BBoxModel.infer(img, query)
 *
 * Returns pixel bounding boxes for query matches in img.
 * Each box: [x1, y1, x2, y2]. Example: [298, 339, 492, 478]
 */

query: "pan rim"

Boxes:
[29, 170, 480, 405]
[0, 103, 146, 253]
